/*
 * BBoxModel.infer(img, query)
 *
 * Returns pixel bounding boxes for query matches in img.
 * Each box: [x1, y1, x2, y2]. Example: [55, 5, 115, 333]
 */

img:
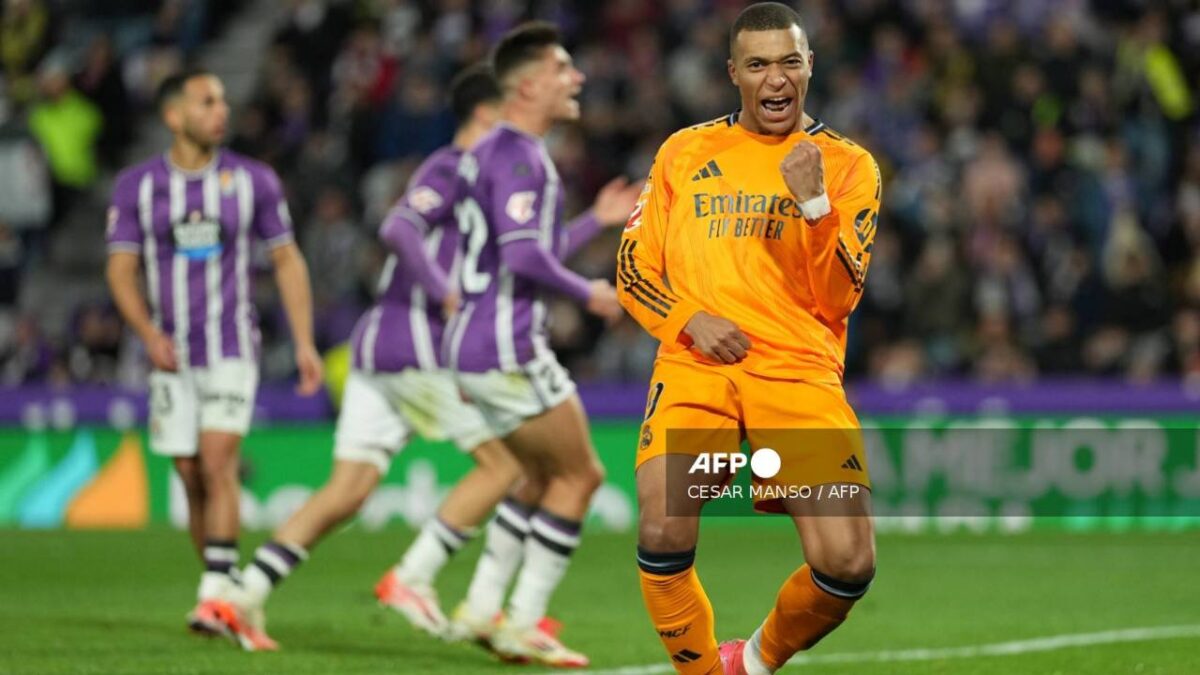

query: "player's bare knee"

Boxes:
[638, 512, 695, 552]
[174, 460, 203, 496]
[581, 457, 605, 493]
[198, 455, 239, 495]
[817, 547, 876, 583]
[564, 458, 604, 496]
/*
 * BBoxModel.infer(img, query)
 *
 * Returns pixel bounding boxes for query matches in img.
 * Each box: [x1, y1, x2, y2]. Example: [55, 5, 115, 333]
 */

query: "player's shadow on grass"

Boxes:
[36, 615, 189, 648]
[287, 637, 500, 666]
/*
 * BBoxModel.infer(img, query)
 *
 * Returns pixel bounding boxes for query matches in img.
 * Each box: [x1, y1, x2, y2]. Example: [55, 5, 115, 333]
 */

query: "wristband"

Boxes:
[799, 192, 831, 221]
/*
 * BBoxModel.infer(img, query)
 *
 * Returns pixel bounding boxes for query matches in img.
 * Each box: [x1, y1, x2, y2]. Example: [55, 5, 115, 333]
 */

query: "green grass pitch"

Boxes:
[1, 524, 1197, 674]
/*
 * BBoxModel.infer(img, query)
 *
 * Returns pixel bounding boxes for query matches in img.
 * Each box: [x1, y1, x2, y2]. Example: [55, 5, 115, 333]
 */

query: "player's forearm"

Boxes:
[561, 211, 601, 259]
[805, 209, 866, 321]
[271, 245, 317, 349]
[379, 215, 451, 302]
[615, 241, 701, 344]
[616, 283, 701, 345]
[106, 254, 158, 343]
[501, 239, 591, 303]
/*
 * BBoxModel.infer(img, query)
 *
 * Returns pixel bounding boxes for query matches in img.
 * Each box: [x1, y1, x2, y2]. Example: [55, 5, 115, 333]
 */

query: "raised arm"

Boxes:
[781, 144, 881, 322]
[489, 149, 619, 318]
[560, 176, 645, 258]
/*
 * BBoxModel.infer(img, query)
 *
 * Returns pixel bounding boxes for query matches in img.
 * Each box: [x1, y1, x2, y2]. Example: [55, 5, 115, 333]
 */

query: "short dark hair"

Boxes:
[730, 2, 805, 54]
[492, 21, 561, 89]
[449, 63, 501, 123]
[156, 68, 213, 111]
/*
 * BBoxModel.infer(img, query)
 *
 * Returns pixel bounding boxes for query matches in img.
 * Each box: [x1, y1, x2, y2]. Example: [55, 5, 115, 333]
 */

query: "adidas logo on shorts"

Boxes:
[841, 454, 864, 471]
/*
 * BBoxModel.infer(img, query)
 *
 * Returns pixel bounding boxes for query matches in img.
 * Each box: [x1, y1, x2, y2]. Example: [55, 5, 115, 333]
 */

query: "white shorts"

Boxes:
[148, 360, 259, 457]
[334, 368, 494, 474]
[455, 349, 577, 439]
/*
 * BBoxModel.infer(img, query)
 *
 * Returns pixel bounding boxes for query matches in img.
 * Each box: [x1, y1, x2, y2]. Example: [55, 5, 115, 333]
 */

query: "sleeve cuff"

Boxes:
[652, 300, 703, 346]
[107, 242, 142, 254]
[390, 205, 430, 235]
[799, 193, 831, 221]
[571, 211, 601, 232]
[497, 229, 542, 245]
[564, 275, 592, 304]
[263, 232, 295, 249]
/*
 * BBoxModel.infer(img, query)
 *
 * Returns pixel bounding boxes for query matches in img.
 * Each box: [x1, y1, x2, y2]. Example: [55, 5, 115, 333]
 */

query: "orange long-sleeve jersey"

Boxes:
[617, 114, 881, 383]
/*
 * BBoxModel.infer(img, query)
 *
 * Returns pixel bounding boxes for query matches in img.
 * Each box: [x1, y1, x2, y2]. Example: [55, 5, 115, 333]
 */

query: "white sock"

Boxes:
[241, 540, 309, 607]
[198, 571, 233, 602]
[396, 517, 472, 586]
[506, 510, 582, 630]
[240, 564, 273, 607]
[463, 499, 532, 619]
[744, 626, 774, 675]
[198, 539, 239, 601]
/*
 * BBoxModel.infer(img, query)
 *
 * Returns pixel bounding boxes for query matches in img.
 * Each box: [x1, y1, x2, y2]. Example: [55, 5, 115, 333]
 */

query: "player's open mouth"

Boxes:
[759, 96, 793, 121]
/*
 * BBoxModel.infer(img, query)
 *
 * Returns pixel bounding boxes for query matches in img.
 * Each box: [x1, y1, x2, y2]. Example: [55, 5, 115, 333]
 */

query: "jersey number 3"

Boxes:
[456, 197, 491, 294]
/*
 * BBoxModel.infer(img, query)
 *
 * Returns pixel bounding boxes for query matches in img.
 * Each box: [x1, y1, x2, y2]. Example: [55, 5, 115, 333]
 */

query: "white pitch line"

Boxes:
[565, 624, 1200, 675]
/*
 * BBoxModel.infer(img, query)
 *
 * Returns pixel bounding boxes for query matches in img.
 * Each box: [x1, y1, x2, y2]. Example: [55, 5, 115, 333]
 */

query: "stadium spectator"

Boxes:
[73, 36, 132, 168]
[65, 303, 123, 384]
[0, 312, 53, 384]
[300, 185, 368, 349]
[27, 56, 102, 219]
[0, 221, 20, 306]
[0, 0, 50, 104]
[0, 81, 51, 260]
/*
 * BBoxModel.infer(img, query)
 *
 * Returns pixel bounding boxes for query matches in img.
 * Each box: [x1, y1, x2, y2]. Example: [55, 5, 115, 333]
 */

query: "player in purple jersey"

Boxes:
[441, 23, 640, 667]
[105, 69, 322, 645]
[225, 65, 526, 650]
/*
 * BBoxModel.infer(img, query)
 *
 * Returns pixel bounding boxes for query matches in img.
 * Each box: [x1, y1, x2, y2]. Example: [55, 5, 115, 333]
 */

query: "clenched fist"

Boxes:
[780, 140, 826, 203]
[684, 311, 752, 364]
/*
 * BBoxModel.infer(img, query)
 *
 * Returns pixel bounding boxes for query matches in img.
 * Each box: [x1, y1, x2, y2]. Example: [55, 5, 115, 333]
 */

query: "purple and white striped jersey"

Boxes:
[106, 150, 294, 368]
[350, 146, 462, 373]
[444, 124, 595, 373]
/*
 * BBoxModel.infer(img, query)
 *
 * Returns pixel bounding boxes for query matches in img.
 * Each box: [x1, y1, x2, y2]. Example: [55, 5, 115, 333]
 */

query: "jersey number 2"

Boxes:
[456, 197, 492, 294]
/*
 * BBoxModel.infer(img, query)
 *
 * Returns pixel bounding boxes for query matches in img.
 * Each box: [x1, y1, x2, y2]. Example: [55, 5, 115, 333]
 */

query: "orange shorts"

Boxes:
[635, 357, 870, 513]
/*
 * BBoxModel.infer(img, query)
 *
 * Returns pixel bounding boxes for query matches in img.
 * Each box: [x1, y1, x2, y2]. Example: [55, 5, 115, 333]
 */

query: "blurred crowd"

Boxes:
[1, 0, 1199, 388]
[0, 0, 242, 385]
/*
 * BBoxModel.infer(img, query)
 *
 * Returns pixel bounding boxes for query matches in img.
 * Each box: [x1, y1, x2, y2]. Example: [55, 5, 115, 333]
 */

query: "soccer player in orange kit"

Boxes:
[617, 4, 881, 674]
